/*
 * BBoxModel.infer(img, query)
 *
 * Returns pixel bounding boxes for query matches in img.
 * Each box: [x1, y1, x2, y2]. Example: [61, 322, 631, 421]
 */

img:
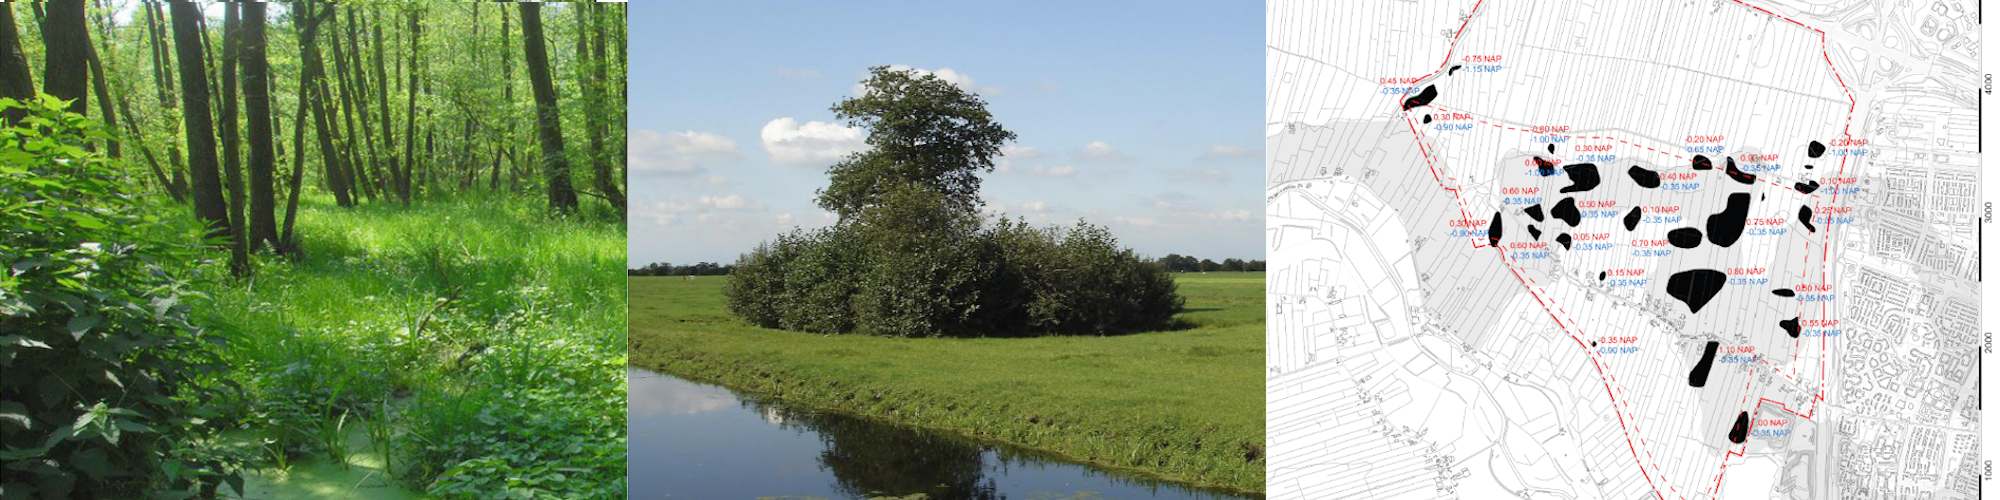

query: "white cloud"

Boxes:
[630, 130, 740, 173]
[698, 194, 762, 211]
[1021, 201, 1050, 213]
[760, 117, 866, 165]
[631, 194, 765, 226]
[857, 64, 999, 95]
[1078, 140, 1122, 161]
[1030, 165, 1075, 177]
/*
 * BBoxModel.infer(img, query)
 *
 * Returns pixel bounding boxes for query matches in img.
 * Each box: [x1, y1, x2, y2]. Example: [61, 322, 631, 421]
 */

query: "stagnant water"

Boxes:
[629, 368, 1255, 500]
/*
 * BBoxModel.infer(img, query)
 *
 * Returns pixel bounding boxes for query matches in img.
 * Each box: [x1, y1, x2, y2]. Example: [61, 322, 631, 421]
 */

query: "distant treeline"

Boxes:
[1156, 254, 1265, 273]
[631, 254, 1262, 276]
[629, 261, 735, 276]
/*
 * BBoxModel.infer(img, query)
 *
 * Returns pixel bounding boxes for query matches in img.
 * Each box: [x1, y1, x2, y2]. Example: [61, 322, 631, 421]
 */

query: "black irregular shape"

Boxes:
[1780, 316, 1801, 338]
[1667, 228, 1703, 249]
[1728, 411, 1750, 444]
[1627, 166, 1662, 188]
[1402, 85, 1438, 110]
[1804, 164, 1814, 170]
[1724, 157, 1757, 185]
[1528, 225, 1542, 241]
[1798, 205, 1817, 233]
[1598, 271, 1607, 281]
[1559, 163, 1601, 193]
[1623, 206, 1642, 231]
[1807, 140, 1826, 158]
[1772, 288, 1796, 297]
[1666, 269, 1727, 314]
[1794, 180, 1819, 194]
[1422, 114, 1433, 124]
[1487, 211, 1503, 247]
[1532, 156, 1558, 177]
[1689, 341, 1720, 387]
[1556, 233, 1572, 250]
[1449, 65, 1463, 75]
[1551, 197, 1581, 227]
[1692, 154, 1713, 170]
[1705, 193, 1750, 248]
[1547, 144, 1555, 154]
[1524, 204, 1545, 222]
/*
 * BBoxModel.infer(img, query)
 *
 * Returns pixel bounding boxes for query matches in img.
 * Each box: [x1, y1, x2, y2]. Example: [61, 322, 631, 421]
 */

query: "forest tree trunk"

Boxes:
[518, 3, 577, 213]
[169, 3, 233, 254]
[242, 2, 279, 252]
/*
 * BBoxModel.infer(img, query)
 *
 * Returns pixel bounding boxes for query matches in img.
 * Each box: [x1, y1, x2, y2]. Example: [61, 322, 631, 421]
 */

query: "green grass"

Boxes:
[198, 193, 627, 498]
[629, 272, 1266, 495]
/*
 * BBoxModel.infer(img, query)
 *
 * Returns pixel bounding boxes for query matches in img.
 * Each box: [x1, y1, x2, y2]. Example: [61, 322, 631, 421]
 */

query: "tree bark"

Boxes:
[170, 3, 233, 258]
[518, 3, 577, 214]
[84, 41, 118, 157]
[581, 3, 624, 217]
[373, 9, 400, 204]
[241, 3, 278, 252]
[329, 9, 372, 202]
[398, 7, 419, 204]
[219, 4, 249, 275]
[301, 2, 351, 207]
[0, 4, 36, 123]
[41, 0, 88, 115]
[346, 8, 381, 203]
[494, 6, 513, 191]
[147, 3, 189, 199]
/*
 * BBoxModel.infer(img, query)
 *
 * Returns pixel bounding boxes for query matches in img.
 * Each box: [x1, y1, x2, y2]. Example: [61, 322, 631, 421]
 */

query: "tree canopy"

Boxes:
[816, 65, 1015, 220]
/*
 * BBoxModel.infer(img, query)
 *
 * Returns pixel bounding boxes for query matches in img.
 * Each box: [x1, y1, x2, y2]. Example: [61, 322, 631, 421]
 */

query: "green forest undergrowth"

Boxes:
[204, 194, 627, 499]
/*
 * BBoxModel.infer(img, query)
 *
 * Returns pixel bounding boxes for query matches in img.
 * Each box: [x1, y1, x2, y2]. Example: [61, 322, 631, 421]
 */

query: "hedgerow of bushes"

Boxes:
[726, 184, 1181, 338]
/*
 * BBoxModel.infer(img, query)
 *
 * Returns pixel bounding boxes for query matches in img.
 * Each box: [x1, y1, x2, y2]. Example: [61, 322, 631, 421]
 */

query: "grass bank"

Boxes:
[201, 194, 627, 498]
[628, 272, 1266, 495]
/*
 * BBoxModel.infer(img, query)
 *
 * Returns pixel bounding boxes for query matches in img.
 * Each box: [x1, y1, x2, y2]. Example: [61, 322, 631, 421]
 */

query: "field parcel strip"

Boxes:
[628, 273, 1266, 494]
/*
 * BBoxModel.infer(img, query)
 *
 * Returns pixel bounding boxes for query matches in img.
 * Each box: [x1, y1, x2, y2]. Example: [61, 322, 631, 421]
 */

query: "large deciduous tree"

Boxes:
[816, 66, 1016, 220]
[517, 3, 576, 213]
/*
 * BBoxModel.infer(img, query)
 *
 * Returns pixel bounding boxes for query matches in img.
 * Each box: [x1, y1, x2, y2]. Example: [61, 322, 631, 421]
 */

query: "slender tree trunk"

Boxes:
[0, 4, 36, 123]
[373, 10, 400, 204]
[494, 6, 513, 192]
[346, 8, 381, 204]
[41, 0, 88, 115]
[329, 9, 371, 202]
[399, 7, 419, 204]
[281, 45, 309, 251]
[219, 4, 249, 274]
[517, 3, 577, 213]
[586, 3, 624, 217]
[170, 3, 234, 266]
[85, 42, 118, 157]
[147, 3, 189, 199]
[301, 3, 351, 207]
[242, 3, 278, 252]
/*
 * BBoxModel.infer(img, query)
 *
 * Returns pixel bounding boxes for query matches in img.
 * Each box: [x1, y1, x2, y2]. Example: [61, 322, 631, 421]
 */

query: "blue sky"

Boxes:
[628, 1, 1262, 266]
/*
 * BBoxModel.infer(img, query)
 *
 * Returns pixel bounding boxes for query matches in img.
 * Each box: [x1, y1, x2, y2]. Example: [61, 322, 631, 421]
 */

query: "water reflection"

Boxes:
[628, 368, 1251, 500]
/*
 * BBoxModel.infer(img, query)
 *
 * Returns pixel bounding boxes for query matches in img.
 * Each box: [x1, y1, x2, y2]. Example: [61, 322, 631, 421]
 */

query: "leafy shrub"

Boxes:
[726, 184, 1181, 338]
[0, 96, 244, 498]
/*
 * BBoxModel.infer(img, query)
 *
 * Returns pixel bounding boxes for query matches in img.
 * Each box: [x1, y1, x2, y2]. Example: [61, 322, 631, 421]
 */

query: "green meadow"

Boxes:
[629, 272, 1266, 495]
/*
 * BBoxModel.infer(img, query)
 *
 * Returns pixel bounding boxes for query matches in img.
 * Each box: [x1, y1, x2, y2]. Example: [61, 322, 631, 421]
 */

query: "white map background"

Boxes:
[1265, 1, 1987, 498]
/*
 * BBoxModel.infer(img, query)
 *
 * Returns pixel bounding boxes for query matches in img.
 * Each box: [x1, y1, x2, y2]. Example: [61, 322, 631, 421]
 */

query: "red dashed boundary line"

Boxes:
[1391, 1, 1858, 498]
